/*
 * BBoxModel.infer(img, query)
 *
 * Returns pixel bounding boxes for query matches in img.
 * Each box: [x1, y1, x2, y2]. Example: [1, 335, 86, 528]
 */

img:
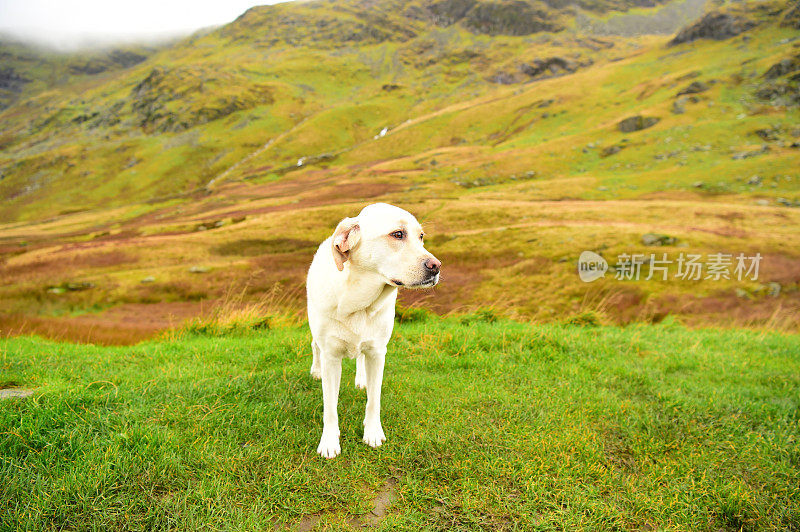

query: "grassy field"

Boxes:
[2, 315, 798, 530]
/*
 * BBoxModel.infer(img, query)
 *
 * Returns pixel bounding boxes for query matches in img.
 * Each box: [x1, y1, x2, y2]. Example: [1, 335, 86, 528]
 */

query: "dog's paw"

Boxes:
[362, 424, 386, 448]
[354, 373, 367, 389]
[317, 431, 341, 459]
[310, 366, 322, 380]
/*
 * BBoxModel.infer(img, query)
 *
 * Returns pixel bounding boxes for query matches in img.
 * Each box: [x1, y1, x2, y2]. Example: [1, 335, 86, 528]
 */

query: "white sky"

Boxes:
[0, 0, 290, 49]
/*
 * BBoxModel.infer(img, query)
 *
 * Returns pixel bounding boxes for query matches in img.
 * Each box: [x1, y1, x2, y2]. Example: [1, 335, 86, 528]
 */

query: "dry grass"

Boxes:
[177, 283, 304, 338]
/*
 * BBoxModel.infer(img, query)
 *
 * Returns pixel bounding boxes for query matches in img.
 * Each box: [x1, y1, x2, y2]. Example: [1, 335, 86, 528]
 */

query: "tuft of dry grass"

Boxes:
[177, 283, 303, 338]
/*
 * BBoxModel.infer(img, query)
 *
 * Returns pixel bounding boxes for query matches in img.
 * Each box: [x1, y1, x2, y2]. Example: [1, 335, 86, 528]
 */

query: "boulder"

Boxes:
[676, 81, 709, 96]
[618, 116, 659, 132]
[491, 72, 518, 85]
[754, 128, 779, 142]
[641, 233, 677, 246]
[733, 146, 769, 160]
[600, 145, 623, 157]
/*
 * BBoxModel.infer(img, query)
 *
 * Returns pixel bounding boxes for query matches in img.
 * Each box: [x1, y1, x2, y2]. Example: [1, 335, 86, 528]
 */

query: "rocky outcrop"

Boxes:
[489, 56, 583, 84]
[763, 55, 800, 80]
[131, 67, 274, 133]
[0, 67, 29, 92]
[781, 1, 800, 29]
[669, 11, 755, 45]
[754, 54, 800, 108]
[428, 0, 477, 26]
[755, 82, 800, 107]
[423, 0, 563, 35]
[519, 57, 575, 77]
[463, 0, 563, 35]
[67, 48, 149, 75]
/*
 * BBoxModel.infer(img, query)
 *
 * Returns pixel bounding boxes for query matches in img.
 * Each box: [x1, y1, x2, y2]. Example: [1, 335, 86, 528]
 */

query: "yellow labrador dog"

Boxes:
[306, 203, 441, 458]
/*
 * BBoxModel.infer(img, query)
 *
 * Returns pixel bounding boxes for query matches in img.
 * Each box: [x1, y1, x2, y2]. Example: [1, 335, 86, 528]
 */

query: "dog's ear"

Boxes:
[331, 217, 361, 271]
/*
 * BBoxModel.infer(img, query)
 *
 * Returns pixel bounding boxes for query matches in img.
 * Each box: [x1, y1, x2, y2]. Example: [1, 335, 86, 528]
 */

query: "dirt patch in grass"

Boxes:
[293, 478, 398, 530]
[213, 238, 317, 257]
[0, 249, 136, 280]
[652, 291, 800, 330]
[349, 478, 398, 528]
[0, 302, 204, 345]
[759, 253, 800, 284]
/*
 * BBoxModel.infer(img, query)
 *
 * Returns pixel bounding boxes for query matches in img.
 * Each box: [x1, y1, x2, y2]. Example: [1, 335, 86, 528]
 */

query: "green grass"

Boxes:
[2, 318, 798, 529]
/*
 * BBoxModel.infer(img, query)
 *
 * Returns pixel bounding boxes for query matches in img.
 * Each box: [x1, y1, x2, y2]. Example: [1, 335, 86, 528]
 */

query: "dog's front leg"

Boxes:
[317, 353, 342, 458]
[362, 347, 386, 448]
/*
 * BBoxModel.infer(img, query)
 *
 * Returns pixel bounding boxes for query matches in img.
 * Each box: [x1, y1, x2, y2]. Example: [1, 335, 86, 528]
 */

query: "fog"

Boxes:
[0, 0, 290, 49]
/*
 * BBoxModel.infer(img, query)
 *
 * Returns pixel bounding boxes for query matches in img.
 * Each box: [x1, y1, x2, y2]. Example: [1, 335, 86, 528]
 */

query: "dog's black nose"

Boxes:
[424, 257, 441, 274]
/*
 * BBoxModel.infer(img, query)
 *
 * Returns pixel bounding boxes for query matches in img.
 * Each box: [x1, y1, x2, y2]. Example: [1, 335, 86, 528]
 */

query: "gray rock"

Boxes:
[491, 72, 517, 85]
[677, 81, 710, 96]
[618, 115, 659, 132]
[519, 57, 575, 78]
[754, 128, 780, 141]
[641, 233, 677, 246]
[189, 266, 210, 273]
[735, 288, 752, 299]
[601, 145, 623, 157]
[733, 146, 769, 160]
[0, 389, 34, 400]
[767, 282, 781, 297]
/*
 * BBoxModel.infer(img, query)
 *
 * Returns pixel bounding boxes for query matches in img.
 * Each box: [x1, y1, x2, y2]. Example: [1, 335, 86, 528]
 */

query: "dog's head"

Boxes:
[331, 203, 441, 288]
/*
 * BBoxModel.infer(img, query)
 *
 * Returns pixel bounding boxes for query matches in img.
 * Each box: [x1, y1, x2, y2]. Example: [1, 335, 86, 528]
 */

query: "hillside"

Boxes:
[0, 0, 799, 341]
[0, 38, 156, 111]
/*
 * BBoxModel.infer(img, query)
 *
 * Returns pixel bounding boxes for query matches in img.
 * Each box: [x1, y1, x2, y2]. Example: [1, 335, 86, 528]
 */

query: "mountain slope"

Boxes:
[0, 0, 799, 339]
[0, 0, 732, 223]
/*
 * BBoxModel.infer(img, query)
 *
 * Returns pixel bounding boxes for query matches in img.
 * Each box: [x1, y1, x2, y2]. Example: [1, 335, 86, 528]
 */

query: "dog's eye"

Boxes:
[419, 234, 424, 242]
[390, 231, 404, 240]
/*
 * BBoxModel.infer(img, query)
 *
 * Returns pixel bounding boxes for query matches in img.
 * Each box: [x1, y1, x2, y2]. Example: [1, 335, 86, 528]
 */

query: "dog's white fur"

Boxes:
[306, 203, 440, 458]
